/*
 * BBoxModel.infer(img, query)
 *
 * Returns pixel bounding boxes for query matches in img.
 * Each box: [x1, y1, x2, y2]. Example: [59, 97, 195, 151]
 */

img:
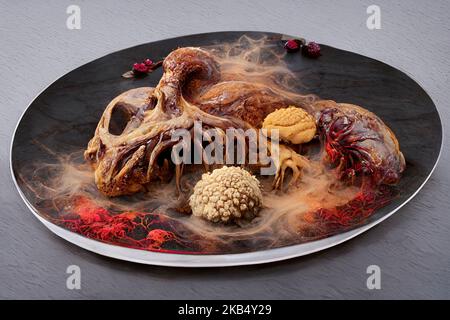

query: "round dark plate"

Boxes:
[10, 31, 442, 266]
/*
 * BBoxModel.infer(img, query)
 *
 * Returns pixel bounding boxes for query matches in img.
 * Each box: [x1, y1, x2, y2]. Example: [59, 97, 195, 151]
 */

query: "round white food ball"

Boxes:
[189, 166, 263, 223]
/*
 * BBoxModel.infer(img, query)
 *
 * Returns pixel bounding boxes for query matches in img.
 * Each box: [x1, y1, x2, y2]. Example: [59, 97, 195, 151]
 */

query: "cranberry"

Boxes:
[144, 58, 153, 66]
[302, 42, 321, 58]
[284, 39, 302, 53]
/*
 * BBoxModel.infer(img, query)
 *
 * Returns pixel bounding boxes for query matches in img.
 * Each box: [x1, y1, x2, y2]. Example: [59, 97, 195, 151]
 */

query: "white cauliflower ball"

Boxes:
[189, 166, 263, 223]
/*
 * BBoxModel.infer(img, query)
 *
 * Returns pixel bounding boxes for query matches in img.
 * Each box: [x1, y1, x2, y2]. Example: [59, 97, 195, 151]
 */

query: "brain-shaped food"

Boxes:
[189, 166, 263, 223]
[262, 106, 316, 144]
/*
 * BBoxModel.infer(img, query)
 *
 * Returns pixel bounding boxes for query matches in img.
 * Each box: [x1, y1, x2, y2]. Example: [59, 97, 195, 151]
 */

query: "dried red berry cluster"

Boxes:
[122, 58, 163, 78]
[284, 39, 321, 58]
[133, 58, 154, 75]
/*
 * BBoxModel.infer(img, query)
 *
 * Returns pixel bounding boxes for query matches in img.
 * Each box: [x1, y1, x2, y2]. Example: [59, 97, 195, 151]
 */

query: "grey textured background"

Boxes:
[1, 0, 449, 299]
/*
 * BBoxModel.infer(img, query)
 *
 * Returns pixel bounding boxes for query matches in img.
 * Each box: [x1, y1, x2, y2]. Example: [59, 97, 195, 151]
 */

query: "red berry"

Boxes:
[132, 62, 149, 75]
[302, 42, 321, 58]
[284, 39, 301, 53]
[144, 58, 153, 66]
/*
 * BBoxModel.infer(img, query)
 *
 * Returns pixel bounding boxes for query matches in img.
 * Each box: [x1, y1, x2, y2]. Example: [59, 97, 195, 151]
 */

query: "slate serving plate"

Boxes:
[10, 31, 442, 267]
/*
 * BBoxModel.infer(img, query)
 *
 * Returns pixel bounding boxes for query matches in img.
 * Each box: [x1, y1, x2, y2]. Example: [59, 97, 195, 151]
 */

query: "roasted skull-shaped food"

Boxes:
[85, 47, 309, 196]
[85, 46, 405, 197]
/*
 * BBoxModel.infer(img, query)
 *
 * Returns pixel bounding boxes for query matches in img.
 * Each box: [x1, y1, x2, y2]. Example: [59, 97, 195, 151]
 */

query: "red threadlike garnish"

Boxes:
[55, 196, 194, 253]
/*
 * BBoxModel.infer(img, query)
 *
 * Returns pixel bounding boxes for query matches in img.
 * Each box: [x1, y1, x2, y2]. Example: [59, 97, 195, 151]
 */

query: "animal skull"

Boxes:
[85, 47, 317, 197]
[85, 48, 247, 196]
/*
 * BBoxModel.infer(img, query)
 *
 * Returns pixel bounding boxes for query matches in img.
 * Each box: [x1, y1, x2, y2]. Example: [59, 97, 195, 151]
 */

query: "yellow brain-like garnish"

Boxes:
[262, 106, 316, 144]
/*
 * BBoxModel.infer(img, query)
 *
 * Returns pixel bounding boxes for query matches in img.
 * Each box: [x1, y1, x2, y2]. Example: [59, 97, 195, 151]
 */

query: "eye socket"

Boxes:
[108, 102, 133, 135]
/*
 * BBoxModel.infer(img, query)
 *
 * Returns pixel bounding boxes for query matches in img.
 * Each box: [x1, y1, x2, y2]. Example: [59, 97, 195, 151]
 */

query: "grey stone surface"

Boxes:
[0, 0, 449, 299]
